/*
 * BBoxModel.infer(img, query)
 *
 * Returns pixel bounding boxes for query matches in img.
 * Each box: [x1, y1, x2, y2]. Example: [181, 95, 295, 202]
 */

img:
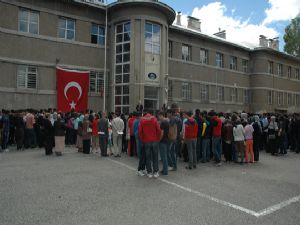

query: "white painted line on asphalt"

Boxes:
[107, 158, 300, 218]
[107, 158, 259, 217]
[256, 195, 300, 217]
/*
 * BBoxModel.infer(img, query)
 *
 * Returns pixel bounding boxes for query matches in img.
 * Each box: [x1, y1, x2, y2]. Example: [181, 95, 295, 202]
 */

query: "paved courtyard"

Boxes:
[0, 147, 299, 225]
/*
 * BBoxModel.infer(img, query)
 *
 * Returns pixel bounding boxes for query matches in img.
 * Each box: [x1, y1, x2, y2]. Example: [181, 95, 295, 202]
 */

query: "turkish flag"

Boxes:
[56, 67, 89, 113]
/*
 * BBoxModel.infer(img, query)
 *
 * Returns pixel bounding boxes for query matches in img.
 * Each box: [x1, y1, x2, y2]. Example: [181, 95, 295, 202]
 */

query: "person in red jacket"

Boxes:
[211, 111, 223, 166]
[139, 111, 161, 178]
[183, 111, 198, 170]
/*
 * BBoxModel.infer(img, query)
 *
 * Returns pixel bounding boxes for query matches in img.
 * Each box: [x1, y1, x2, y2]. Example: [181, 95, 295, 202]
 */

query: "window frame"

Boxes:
[200, 84, 209, 101]
[91, 23, 105, 46]
[58, 17, 75, 40]
[229, 56, 237, 70]
[18, 8, 39, 34]
[242, 59, 249, 73]
[182, 82, 192, 101]
[182, 44, 191, 61]
[17, 65, 37, 89]
[216, 52, 224, 68]
[89, 71, 104, 94]
[268, 61, 274, 74]
[200, 48, 209, 64]
[145, 22, 161, 55]
[277, 63, 283, 76]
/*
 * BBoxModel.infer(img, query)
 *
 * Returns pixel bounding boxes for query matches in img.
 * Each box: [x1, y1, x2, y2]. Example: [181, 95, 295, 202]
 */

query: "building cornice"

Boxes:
[108, 0, 176, 25]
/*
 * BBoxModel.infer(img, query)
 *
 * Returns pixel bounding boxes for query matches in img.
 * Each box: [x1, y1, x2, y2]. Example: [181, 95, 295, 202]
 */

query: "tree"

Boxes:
[284, 17, 300, 57]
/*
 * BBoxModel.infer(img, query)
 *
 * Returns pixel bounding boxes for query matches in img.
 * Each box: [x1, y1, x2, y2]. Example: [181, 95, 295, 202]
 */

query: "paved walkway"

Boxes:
[0, 147, 299, 225]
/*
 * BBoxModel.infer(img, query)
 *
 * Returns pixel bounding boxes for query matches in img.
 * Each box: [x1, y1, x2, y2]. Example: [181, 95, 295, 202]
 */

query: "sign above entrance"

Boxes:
[148, 72, 157, 80]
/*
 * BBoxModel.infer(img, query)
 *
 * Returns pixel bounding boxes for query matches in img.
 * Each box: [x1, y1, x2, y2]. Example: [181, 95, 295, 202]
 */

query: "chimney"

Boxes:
[271, 37, 279, 50]
[187, 16, 201, 31]
[213, 30, 226, 39]
[176, 12, 182, 26]
[259, 35, 268, 47]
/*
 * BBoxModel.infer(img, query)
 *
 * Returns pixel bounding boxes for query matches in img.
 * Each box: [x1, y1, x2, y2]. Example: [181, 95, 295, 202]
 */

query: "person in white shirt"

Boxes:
[111, 113, 125, 157]
[233, 120, 245, 164]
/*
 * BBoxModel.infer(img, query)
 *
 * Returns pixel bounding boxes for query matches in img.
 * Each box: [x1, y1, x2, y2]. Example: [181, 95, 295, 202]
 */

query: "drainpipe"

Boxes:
[103, 0, 108, 112]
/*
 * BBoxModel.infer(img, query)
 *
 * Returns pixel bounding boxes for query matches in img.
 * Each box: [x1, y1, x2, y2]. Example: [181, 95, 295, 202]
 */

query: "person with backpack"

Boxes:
[183, 111, 198, 170]
[167, 110, 178, 171]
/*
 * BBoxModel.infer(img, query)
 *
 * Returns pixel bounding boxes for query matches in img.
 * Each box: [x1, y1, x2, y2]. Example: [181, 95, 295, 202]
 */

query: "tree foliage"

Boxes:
[284, 17, 300, 57]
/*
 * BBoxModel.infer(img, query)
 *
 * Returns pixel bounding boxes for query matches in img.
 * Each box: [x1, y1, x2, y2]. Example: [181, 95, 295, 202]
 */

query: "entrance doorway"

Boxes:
[144, 86, 159, 112]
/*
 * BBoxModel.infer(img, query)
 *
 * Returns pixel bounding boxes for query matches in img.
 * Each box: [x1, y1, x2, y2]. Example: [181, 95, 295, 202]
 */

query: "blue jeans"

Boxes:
[145, 142, 159, 174]
[169, 141, 177, 170]
[202, 138, 210, 162]
[186, 139, 197, 168]
[212, 137, 222, 163]
[136, 136, 145, 171]
[160, 142, 169, 175]
[2, 131, 9, 150]
[196, 137, 202, 161]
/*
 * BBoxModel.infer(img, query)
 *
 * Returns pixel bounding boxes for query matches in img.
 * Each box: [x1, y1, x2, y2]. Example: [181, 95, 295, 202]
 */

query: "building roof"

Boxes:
[107, 0, 176, 25]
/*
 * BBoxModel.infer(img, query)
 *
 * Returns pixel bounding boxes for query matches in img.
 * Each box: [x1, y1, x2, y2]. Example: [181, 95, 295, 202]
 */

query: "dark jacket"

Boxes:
[54, 119, 66, 136]
[98, 117, 109, 136]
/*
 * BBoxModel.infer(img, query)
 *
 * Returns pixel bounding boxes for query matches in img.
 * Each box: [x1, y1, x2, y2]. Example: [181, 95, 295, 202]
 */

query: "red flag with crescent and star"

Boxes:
[56, 67, 89, 113]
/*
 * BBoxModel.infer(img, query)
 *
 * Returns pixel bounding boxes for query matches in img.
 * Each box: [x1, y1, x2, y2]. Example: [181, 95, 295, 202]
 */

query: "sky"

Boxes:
[107, 0, 300, 51]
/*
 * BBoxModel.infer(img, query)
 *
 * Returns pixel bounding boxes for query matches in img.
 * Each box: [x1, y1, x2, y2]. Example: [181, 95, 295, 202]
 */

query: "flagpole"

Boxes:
[103, 0, 108, 112]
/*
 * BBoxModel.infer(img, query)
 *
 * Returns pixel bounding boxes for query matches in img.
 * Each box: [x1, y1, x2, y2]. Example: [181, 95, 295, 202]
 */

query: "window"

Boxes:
[268, 61, 274, 74]
[182, 82, 191, 100]
[277, 92, 283, 106]
[287, 93, 292, 105]
[200, 84, 209, 101]
[200, 48, 208, 64]
[145, 22, 161, 54]
[244, 89, 251, 104]
[287, 66, 292, 78]
[91, 24, 105, 45]
[296, 68, 300, 80]
[277, 64, 283, 76]
[216, 52, 224, 68]
[182, 44, 191, 61]
[217, 86, 224, 102]
[58, 17, 75, 40]
[115, 22, 131, 114]
[144, 86, 159, 112]
[268, 91, 273, 105]
[230, 88, 236, 102]
[89, 71, 104, 93]
[230, 56, 237, 70]
[242, 59, 248, 73]
[19, 8, 39, 34]
[168, 41, 172, 58]
[17, 65, 37, 89]
[296, 94, 300, 106]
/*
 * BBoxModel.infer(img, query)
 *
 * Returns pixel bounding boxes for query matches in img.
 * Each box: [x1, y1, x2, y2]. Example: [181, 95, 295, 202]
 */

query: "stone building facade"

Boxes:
[0, 0, 299, 113]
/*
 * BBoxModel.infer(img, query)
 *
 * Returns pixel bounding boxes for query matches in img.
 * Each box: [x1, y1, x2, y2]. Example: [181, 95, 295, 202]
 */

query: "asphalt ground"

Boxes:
[0, 147, 299, 225]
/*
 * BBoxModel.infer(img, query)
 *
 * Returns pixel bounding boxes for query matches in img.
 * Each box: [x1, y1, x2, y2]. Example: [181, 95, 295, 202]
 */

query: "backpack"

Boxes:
[168, 120, 177, 141]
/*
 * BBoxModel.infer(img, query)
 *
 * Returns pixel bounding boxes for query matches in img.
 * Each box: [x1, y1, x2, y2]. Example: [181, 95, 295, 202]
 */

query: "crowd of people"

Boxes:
[0, 108, 300, 178]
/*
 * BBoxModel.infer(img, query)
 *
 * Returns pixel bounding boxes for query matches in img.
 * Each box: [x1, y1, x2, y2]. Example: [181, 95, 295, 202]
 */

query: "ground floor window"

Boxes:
[89, 71, 104, 94]
[144, 86, 159, 112]
[17, 65, 37, 89]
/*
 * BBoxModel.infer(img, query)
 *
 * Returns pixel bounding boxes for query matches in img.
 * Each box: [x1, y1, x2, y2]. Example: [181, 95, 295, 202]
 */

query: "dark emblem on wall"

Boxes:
[148, 72, 157, 80]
